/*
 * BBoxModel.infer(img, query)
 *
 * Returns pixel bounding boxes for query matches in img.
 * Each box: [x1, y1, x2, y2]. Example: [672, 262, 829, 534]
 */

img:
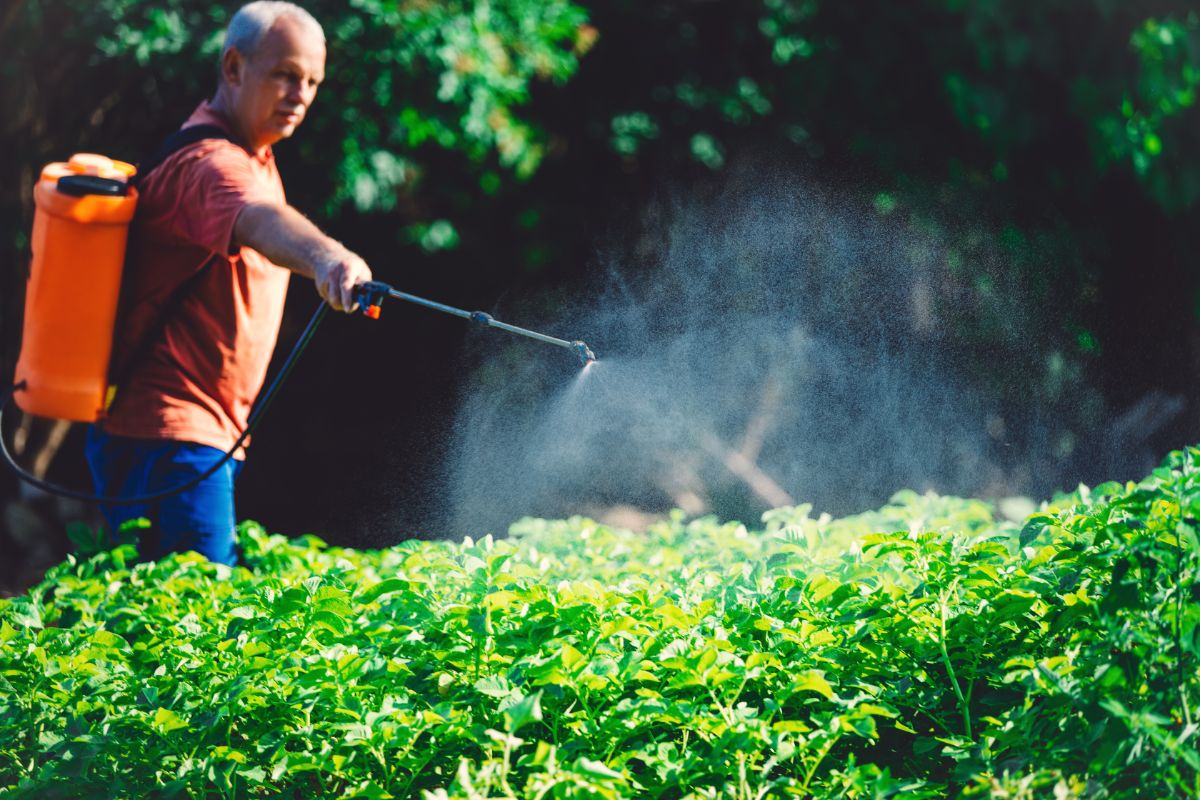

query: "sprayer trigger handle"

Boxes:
[354, 281, 392, 320]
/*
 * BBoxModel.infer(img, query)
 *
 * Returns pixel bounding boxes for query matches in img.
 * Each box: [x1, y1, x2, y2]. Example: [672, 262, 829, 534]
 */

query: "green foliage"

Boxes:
[6, 0, 591, 229]
[1097, 13, 1200, 210]
[2, 450, 1198, 797]
[312, 0, 591, 215]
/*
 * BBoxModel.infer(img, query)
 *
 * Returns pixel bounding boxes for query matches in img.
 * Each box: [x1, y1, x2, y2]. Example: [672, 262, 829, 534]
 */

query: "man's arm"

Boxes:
[233, 201, 372, 312]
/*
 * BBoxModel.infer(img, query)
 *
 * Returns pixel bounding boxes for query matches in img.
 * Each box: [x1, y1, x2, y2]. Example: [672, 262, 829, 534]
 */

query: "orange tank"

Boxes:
[14, 154, 138, 422]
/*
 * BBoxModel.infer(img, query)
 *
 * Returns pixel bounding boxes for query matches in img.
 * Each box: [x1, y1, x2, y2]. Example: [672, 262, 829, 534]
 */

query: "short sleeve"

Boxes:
[149, 141, 278, 257]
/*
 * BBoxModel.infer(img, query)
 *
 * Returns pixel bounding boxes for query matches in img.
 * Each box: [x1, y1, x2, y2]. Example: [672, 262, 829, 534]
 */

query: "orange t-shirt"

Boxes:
[101, 102, 291, 458]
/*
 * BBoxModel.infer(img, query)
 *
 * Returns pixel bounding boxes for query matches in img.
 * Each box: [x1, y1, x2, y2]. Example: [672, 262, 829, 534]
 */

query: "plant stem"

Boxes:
[796, 733, 839, 797]
[1176, 456, 1195, 729]
[25, 678, 39, 776]
[706, 685, 735, 727]
[500, 736, 514, 797]
[939, 581, 972, 740]
[398, 753, 435, 798]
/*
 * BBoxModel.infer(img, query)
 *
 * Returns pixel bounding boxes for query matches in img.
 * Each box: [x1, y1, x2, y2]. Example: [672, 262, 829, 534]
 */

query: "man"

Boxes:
[86, 2, 371, 565]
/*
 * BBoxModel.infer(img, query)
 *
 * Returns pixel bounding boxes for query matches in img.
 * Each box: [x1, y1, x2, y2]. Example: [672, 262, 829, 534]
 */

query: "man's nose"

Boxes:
[287, 80, 313, 106]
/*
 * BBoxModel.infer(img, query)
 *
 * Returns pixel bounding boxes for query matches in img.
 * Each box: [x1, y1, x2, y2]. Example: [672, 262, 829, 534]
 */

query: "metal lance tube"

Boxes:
[366, 283, 597, 366]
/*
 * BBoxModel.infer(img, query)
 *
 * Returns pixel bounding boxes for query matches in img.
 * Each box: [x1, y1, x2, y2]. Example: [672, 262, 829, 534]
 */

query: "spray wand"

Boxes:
[355, 281, 597, 366]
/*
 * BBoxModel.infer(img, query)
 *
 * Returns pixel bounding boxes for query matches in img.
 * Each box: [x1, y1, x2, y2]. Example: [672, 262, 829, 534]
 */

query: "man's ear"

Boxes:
[221, 48, 244, 88]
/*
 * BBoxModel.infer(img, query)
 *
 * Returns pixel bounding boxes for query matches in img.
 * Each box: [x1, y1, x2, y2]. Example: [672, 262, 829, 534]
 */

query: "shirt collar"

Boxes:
[187, 101, 274, 164]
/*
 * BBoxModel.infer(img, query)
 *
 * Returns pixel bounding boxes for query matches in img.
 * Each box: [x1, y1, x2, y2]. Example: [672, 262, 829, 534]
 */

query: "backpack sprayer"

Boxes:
[1, 151, 596, 505]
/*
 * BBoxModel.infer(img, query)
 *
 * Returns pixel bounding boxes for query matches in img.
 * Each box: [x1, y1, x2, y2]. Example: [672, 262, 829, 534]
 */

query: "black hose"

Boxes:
[0, 301, 330, 505]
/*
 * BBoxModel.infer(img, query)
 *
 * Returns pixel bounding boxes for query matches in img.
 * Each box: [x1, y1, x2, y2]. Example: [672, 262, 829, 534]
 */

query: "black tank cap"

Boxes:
[56, 174, 130, 197]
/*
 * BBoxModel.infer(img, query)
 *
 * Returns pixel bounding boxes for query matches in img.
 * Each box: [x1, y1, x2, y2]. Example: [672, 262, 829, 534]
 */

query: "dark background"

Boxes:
[3, 0, 1200, 591]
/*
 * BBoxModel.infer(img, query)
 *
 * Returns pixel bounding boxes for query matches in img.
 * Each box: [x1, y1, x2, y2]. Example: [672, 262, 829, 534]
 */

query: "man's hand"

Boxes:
[314, 250, 373, 313]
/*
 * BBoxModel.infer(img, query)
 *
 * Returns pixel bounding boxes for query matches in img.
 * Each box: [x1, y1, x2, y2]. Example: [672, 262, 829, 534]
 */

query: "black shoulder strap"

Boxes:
[131, 124, 237, 187]
[105, 125, 241, 400]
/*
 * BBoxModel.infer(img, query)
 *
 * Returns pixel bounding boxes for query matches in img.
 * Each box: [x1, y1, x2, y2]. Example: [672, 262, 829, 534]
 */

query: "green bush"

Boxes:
[2, 450, 1198, 798]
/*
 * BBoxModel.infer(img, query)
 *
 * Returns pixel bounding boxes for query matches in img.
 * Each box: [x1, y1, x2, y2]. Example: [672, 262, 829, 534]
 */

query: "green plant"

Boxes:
[2, 449, 1198, 797]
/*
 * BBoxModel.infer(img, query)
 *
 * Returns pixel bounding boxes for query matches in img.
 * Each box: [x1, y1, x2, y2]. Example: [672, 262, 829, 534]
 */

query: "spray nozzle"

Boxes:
[572, 340, 597, 367]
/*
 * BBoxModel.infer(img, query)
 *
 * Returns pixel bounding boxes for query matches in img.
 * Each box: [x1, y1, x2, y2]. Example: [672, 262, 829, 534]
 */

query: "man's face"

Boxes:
[224, 17, 325, 150]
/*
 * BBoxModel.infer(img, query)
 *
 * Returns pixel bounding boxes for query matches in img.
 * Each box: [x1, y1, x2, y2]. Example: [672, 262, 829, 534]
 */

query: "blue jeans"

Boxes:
[84, 426, 243, 565]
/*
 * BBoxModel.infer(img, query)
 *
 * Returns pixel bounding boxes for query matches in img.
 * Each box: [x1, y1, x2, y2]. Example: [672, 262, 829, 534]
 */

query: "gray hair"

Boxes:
[223, 1, 325, 60]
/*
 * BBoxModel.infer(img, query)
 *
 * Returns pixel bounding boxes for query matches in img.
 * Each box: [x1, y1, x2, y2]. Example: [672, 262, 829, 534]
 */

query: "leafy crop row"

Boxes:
[2, 449, 1199, 798]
